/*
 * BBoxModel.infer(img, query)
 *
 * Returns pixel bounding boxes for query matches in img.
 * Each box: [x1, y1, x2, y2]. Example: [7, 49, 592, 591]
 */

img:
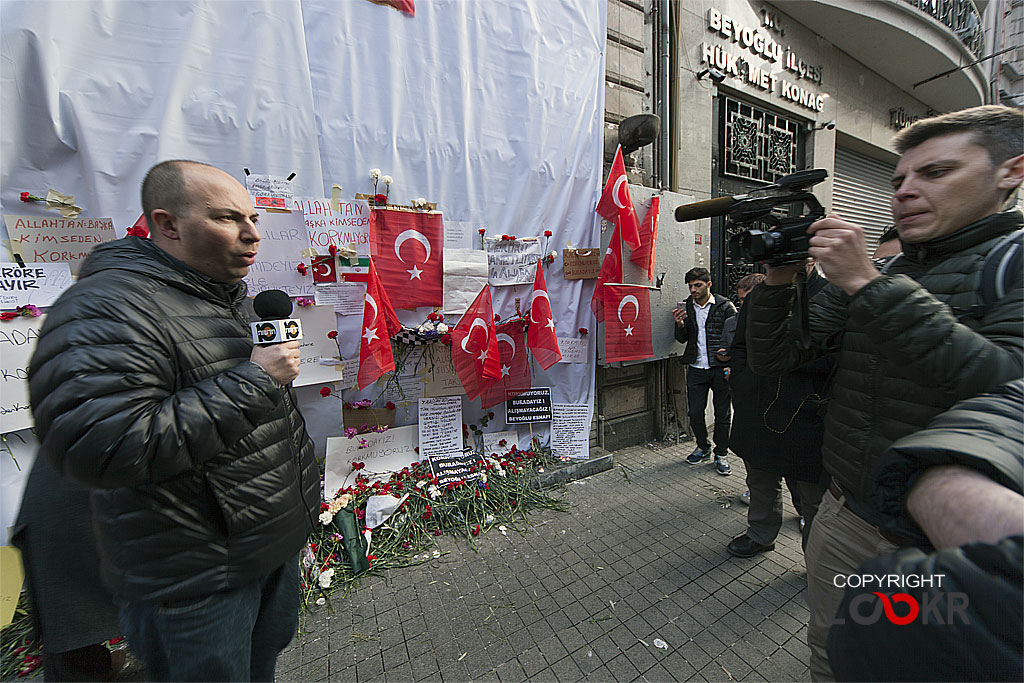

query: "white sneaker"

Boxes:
[739, 490, 750, 505]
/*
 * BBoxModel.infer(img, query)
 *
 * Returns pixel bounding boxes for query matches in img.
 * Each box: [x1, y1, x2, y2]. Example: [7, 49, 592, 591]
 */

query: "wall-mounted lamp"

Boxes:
[695, 68, 726, 84]
[810, 119, 836, 131]
[655, 272, 666, 288]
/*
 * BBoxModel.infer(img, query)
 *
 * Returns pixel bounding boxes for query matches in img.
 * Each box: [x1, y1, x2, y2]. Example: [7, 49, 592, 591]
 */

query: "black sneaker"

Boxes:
[714, 455, 731, 476]
[727, 534, 775, 558]
[686, 447, 710, 464]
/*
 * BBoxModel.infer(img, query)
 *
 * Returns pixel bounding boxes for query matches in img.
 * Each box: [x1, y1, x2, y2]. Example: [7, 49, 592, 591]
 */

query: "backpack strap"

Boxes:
[981, 229, 1023, 307]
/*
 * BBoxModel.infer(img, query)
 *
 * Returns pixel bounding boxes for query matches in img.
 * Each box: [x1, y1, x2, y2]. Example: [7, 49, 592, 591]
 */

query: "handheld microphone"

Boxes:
[674, 195, 743, 222]
[251, 289, 303, 345]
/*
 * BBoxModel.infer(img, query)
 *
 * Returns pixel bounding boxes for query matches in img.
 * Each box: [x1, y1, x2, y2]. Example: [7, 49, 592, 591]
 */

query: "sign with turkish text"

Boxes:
[4, 215, 116, 275]
[418, 396, 464, 460]
[297, 198, 372, 256]
[0, 263, 73, 309]
[242, 210, 314, 297]
[486, 237, 541, 286]
[505, 387, 552, 424]
[323, 424, 419, 499]
[562, 249, 600, 279]
[551, 403, 591, 460]
[293, 304, 344, 387]
[0, 315, 44, 433]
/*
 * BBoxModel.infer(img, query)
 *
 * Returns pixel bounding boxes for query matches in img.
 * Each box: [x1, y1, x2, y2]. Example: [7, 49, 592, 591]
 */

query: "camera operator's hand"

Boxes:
[807, 214, 882, 296]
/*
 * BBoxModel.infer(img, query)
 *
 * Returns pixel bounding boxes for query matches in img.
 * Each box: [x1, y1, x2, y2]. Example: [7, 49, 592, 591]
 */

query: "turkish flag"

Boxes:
[370, 208, 442, 308]
[603, 284, 653, 363]
[451, 285, 501, 399]
[357, 260, 402, 389]
[630, 196, 659, 281]
[589, 222, 623, 322]
[526, 259, 562, 370]
[596, 146, 641, 252]
[311, 255, 338, 283]
[480, 321, 532, 409]
[368, 0, 415, 15]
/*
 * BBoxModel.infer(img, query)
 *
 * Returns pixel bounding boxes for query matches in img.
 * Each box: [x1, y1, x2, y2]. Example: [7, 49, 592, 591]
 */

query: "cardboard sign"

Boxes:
[422, 344, 465, 397]
[562, 248, 600, 279]
[4, 215, 116, 275]
[296, 198, 372, 256]
[485, 237, 541, 286]
[323, 424, 419, 499]
[0, 546, 24, 628]
[505, 387, 552, 424]
[0, 263, 73, 309]
[242, 210, 315, 297]
[0, 315, 44, 433]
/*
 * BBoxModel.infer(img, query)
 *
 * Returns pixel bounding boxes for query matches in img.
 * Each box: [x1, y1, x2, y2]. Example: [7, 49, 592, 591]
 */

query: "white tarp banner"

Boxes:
[0, 0, 605, 510]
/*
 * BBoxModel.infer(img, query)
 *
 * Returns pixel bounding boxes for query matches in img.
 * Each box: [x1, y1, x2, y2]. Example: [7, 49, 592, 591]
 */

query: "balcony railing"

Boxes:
[901, 0, 984, 56]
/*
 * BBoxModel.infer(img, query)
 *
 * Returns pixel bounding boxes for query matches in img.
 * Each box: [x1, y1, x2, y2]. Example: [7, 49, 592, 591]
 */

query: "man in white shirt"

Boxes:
[673, 267, 737, 475]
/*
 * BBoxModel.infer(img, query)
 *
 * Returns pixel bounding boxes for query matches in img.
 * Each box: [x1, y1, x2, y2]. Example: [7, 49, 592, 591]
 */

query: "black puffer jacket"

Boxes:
[674, 294, 736, 367]
[873, 380, 1023, 547]
[29, 237, 319, 603]
[746, 210, 1023, 526]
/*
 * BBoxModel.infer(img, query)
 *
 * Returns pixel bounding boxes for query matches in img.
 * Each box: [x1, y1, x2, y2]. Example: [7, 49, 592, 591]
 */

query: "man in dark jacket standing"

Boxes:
[28, 160, 320, 682]
[673, 267, 737, 475]
[745, 105, 1023, 680]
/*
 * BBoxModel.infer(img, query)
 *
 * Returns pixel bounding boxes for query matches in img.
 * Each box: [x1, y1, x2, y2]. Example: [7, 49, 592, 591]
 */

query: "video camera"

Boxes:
[674, 169, 828, 266]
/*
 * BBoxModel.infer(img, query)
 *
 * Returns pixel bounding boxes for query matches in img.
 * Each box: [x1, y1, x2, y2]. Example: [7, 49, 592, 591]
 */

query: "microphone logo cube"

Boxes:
[251, 319, 303, 345]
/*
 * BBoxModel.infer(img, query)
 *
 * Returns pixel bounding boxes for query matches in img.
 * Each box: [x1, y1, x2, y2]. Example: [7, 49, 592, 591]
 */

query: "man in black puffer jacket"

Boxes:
[28, 160, 320, 682]
[745, 106, 1023, 680]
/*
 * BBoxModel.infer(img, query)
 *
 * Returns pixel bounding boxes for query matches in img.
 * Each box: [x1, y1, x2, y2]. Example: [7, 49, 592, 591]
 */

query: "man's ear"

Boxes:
[997, 153, 1024, 193]
[148, 209, 179, 241]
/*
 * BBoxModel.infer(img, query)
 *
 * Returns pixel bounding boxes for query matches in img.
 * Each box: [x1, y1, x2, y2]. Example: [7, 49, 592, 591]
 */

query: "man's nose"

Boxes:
[241, 219, 261, 244]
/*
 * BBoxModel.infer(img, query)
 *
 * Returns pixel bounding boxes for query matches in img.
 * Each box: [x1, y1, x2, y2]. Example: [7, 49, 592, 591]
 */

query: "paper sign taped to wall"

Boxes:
[242, 210, 315, 297]
[0, 263, 73, 308]
[442, 248, 489, 315]
[486, 237, 541, 286]
[562, 249, 600, 279]
[293, 304, 344, 387]
[551, 403, 591, 460]
[4, 215, 116, 275]
[296, 198, 371, 256]
[0, 315, 44, 433]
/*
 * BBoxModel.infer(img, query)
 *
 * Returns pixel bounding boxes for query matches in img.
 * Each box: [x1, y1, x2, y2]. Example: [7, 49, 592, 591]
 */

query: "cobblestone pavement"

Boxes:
[278, 440, 812, 682]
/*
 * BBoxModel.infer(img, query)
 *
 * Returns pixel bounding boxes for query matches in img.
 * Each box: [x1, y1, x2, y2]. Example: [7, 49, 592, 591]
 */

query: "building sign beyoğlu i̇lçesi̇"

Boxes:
[700, 7, 827, 113]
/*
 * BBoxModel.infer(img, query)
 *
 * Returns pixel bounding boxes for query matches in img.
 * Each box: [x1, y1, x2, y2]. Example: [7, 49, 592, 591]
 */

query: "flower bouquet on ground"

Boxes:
[302, 443, 566, 608]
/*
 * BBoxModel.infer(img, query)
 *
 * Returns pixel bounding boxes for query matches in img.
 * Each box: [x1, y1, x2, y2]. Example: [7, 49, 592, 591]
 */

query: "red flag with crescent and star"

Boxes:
[357, 259, 402, 389]
[630, 195, 659, 281]
[526, 259, 562, 370]
[589, 222, 623, 323]
[596, 146, 641, 252]
[451, 285, 502, 399]
[480, 321, 532, 409]
[311, 255, 338, 283]
[603, 284, 653, 363]
[369, 208, 443, 308]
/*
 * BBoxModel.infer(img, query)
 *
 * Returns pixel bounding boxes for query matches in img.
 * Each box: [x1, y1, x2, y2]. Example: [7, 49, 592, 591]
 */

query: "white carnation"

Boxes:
[436, 323, 449, 333]
[382, 175, 393, 185]
[369, 168, 381, 179]
[318, 568, 335, 589]
[319, 511, 335, 525]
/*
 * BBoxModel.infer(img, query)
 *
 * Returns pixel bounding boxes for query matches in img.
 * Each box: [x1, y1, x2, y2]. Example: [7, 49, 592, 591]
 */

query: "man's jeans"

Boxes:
[119, 556, 299, 682]
[685, 365, 731, 455]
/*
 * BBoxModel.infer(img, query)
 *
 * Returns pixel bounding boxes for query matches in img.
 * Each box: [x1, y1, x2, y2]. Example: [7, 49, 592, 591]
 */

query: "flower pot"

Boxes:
[343, 408, 396, 434]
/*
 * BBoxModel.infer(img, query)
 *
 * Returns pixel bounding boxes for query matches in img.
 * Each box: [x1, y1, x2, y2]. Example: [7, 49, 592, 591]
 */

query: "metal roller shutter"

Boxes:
[832, 147, 896, 252]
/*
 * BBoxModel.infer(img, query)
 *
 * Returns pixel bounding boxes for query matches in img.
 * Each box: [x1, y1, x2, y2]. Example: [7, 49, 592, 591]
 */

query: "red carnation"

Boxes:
[327, 330, 338, 339]
[374, 193, 387, 205]
[320, 387, 332, 397]
[328, 244, 338, 257]
[441, 333, 452, 345]
[579, 327, 588, 336]
[472, 524, 480, 536]
[478, 228, 486, 235]
[385, 401, 396, 410]
[20, 192, 30, 202]
[544, 230, 552, 237]
[296, 263, 308, 275]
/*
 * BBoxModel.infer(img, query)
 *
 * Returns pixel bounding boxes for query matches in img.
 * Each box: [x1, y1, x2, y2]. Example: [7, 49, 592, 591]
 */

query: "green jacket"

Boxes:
[745, 209, 1023, 525]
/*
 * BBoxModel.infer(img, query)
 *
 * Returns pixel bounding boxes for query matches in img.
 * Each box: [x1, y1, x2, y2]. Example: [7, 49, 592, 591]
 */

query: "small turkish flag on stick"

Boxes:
[596, 146, 641, 252]
[526, 258, 562, 370]
[451, 284, 502, 399]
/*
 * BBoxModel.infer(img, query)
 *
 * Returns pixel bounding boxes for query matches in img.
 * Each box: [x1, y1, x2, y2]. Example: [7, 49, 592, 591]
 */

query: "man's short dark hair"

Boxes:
[141, 160, 213, 225]
[685, 267, 711, 284]
[736, 273, 766, 292]
[892, 105, 1023, 166]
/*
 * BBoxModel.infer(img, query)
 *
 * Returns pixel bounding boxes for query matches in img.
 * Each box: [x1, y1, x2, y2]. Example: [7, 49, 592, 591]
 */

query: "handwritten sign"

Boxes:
[551, 403, 591, 460]
[422, 344, 464, 397]
[418, 397, 463, 460]
[242, 210, 314, 297]
[4, 215, 116, 275]
[323, 424, 419, 499]
[296, 198, 371, 256]
[315, 282, 365, 315]
[557, 336, 590, 364]
[0, 263, 73, 309]
[246, 173, 296, 210]
[0, 315, 44, 433]
[293, 304, 344, 387]
[485, 237, 541, 286]
[562, 249, 601, 279]
[506, 388, 553, 424]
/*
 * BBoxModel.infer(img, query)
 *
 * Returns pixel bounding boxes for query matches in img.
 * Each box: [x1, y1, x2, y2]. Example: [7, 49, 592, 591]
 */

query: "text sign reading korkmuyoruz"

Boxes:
[505, 388, 553, 424]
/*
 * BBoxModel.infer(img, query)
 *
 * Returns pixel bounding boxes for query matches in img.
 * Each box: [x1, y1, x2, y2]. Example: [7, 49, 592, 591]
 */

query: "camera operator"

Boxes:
[744, 105, 1023, 681]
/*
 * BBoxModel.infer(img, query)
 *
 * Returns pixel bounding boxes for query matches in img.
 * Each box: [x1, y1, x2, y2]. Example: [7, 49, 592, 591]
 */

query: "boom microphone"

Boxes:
[674, 195, 743, 222]
[251, 289, 303, 345]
